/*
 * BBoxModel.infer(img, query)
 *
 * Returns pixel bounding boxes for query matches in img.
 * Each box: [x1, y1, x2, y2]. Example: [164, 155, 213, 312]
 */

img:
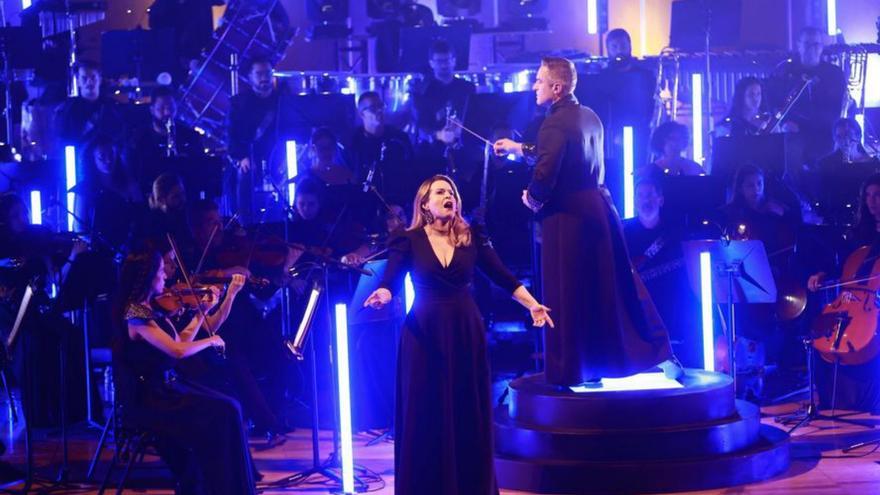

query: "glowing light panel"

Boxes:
[700, 251, 715, 371]
[29, 191, 41, 225]
[286, 140, 298, 205]
[570, 372, 684, 393]
[623, 126, 635, 219]
[65, 145, 77, 231]
[334, 303, 355, 494]
[826, 0, 837, 36]
[691, 73, 704, 164]
[404, 273, 414, 313]
[587, 0, 598, 34]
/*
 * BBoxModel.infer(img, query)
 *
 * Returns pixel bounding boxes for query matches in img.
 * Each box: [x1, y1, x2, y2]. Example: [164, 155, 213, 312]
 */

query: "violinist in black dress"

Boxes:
[364, 175, 552, 495]
[113, 251, 256, 494]
[494, 57, 677, 386]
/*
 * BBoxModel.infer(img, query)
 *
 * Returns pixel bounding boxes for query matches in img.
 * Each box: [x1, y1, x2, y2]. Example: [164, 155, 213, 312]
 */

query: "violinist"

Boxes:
[133, 173, 194, 253]
[0, 193, 91, 427]
[184, 199, 293, 443]
[806, 174, 880, 413]
[714, 77, 771, 138]
[289, 177, 371, 266]
[719, 164, 801, 253]
[112, 250, 256, 495]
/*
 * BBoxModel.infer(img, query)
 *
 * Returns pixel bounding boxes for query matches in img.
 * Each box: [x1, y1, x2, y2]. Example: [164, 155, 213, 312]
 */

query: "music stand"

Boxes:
[682, 240, 776, 391]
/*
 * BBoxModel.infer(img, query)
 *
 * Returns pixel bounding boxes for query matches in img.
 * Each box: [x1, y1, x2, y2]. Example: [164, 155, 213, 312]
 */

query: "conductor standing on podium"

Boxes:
[494, 57, 678, 386]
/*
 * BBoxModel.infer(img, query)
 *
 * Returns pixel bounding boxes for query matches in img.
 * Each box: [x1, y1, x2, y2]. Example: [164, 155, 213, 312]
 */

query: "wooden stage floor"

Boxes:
[1, 402, 879, 494]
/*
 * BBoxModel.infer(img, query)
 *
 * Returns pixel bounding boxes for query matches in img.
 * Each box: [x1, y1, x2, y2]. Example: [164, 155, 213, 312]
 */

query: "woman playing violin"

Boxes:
[113, 250, 256, 494]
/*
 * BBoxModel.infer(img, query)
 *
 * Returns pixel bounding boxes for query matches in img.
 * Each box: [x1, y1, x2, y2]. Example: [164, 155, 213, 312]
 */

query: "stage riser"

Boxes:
[508, 372, 736, 429]
[495, 400, 760, 461]
[495, 426, 790, 494]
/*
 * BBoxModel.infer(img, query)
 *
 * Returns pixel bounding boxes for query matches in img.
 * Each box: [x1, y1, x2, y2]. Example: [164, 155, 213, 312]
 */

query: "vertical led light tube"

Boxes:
[334, 303, 355, 494]
[64, 145, 77, 231]
[404, 273, 415, 313]
[826, 0, 837, 36]
[691, 73, 704, 164]
[30, 190, 42, 225]
[587, 0, 598, 35]
[22, 0, 33, 9]
[699, 251, 715, 372]
[623, 126, 635, 219]
[286, 140, 298, 205]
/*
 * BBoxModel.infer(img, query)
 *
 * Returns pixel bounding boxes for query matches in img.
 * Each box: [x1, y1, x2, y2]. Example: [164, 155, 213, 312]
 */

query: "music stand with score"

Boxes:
[682, 239, 776, 390]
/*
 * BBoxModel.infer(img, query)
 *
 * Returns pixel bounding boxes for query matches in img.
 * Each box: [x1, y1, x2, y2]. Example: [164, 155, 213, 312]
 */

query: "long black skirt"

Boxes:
[395, 293, 498, 495]
[542, 188, 673, 385]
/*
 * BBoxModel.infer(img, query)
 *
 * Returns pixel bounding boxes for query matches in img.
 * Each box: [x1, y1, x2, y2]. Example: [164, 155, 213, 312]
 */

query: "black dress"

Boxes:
[380, 227, 521, 495]
[115, 304, 256, 495]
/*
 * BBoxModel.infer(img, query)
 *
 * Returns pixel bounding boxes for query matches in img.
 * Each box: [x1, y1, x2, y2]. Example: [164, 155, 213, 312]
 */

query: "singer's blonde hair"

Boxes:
[409, 175, 471, 247]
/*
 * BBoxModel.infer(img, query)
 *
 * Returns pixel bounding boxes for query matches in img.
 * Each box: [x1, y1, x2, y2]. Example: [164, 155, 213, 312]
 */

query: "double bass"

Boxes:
[813, 245, 880, 365]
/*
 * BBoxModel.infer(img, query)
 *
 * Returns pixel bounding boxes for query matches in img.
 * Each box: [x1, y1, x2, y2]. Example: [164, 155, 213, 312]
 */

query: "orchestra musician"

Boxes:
[493, 57, 679, 386]
[807, 174, 880, 414]
[125, 85, 206, 195]
[54, 61, 127, 150]
[112, 249, 256, 494]
[623, 178, 699, 367]
[349, 91, 417, 213]
[227, 56, 284, 224]
[715, 77, 772, 138]
[637, 121, 704, 182]
[766, 26, 847, 162]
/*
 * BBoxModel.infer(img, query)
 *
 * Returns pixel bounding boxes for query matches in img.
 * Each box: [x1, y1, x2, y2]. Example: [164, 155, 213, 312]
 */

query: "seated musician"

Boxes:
[719, 164, 801, 254]
[112, 250, 256, 495]
[411, 39, 475, 144]
[125, 85, 206, 195]
[636, 121, 704, 181]
[0, 193, 89, 426]
[78, 136, 143, 251]
[289, 178, 371, 266]
[714, 77, 771, 137]
[807, 174, 880, 413]
[623, 178, 699, 367]
[181, 199, 292, 444]
[817, 118, 879, 171]
[133, 173, 193, 252]
[349, 91, 417, 211]
[304, 126, 355, 187]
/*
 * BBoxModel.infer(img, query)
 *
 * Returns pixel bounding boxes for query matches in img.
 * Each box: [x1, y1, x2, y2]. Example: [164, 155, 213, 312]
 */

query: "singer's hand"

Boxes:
[364, 288, 392, 309]
[238, 157, 251, 173]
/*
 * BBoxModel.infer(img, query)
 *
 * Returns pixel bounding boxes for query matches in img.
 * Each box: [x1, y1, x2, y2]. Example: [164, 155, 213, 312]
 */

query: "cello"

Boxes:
[813, 245, 880, 365]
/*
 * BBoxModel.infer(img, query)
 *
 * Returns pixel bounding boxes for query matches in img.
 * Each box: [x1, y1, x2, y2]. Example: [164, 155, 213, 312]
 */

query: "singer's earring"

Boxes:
[423, 209, 433, 223]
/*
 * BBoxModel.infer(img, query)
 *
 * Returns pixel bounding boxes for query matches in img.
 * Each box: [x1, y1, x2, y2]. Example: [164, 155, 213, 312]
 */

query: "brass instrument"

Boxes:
[651, 48, 681, 135]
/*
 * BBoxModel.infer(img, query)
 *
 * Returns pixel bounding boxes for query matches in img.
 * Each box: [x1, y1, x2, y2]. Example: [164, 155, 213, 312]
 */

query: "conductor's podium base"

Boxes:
[494, 370, 789, 494]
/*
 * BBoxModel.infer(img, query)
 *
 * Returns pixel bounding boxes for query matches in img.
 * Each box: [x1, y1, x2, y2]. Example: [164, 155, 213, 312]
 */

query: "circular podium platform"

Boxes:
[495, 370, 790, 493]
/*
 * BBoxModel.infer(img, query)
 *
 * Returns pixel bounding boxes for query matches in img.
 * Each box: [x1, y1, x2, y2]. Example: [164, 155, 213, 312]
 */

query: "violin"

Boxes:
[153, 284, 221, 314]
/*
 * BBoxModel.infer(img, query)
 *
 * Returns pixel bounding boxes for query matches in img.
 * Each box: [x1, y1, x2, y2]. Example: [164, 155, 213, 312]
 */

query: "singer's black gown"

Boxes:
[380, 227, 521, 495]
[114, 304, 256, 495]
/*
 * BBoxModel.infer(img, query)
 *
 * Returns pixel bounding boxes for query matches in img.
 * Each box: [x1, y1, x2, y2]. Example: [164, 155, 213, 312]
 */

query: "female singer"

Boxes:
[113, 250, 255, 495]
[364, 175, 552, 495]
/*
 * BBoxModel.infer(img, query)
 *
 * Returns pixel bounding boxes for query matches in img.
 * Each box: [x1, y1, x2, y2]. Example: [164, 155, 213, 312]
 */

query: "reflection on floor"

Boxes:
[0, 401, 879, 494]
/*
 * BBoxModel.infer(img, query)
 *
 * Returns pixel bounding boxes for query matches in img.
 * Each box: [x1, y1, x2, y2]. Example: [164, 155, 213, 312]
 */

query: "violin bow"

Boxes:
[166, 233, 224, 357]
[193, 223, 220, 276]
